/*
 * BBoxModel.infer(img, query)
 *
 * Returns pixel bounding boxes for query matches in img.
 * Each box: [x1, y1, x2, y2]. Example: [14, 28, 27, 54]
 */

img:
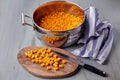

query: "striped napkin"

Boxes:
[71, 6, 114, 64]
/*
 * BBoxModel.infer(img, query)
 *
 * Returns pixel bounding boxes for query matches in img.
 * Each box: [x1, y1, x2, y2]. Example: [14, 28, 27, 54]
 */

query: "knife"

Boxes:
[53, 50, 108, 77]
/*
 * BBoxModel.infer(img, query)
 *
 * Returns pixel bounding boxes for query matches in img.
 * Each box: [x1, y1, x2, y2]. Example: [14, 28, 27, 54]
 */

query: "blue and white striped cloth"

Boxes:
[71, 6, 114, 64]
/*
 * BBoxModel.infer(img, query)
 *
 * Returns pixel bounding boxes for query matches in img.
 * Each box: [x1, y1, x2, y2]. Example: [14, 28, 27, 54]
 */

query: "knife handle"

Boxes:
[83, 64, 108, 77]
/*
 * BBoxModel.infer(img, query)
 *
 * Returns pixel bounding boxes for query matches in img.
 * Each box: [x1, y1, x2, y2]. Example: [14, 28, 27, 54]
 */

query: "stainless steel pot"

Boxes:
[21, 1, 85, 47]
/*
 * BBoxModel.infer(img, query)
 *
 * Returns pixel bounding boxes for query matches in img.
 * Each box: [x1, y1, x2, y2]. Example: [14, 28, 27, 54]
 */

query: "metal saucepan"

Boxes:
[21, 1, 85, 47]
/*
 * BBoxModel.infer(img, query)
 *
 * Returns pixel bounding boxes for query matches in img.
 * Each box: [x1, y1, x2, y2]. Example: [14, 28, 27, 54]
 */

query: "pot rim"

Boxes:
[32, 0, 85, 32]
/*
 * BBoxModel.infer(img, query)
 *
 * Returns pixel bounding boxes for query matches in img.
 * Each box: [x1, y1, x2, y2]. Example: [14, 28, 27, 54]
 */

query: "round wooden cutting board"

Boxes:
[17, 46, 80, 78]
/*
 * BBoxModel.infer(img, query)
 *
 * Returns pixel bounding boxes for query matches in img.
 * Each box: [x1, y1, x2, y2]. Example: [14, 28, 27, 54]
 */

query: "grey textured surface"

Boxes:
[0, 0, 120, 80]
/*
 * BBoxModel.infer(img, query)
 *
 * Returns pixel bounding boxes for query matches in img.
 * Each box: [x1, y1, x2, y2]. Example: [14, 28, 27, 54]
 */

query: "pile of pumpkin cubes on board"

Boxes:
[25, 47, 67, 71]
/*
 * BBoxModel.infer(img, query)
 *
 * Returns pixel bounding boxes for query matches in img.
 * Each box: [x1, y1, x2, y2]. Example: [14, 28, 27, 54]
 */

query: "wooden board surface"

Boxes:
[17, 46, 80, 78]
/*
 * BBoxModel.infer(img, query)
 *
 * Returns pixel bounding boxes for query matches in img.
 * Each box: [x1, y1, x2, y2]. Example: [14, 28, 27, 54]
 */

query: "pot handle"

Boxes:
[21, 13, 34, 28]
[21, 13, 69, 37]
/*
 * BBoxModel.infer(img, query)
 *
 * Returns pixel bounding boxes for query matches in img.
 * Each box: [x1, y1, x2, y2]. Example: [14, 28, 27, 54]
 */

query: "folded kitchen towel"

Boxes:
[71, 6, 114, 64]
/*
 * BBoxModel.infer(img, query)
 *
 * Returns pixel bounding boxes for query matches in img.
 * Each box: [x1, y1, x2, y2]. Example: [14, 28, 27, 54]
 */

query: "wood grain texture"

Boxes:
[17, 46, 80, 78]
